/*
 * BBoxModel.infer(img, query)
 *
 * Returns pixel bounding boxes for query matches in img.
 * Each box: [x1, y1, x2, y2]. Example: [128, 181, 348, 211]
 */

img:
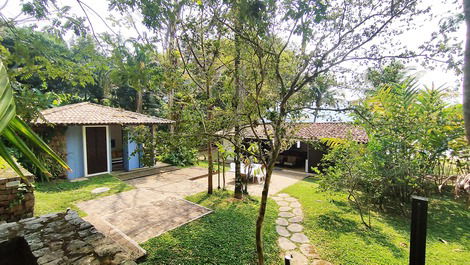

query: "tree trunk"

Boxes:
[464, 0, 470, 142]
[166, 11, 178, 134]
[222, 155, 226, 190]
[256, 148, 280, 265]
[135, 89, 143, 113]
[207, 140, 213, 194]
[217, 150, 221, 189]
[233, 8, 243, 199]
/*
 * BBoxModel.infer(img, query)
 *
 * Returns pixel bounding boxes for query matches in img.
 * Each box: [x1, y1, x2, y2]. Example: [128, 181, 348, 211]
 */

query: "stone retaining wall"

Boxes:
[0, 175, 34, 222]
[0, 209, 137, 265]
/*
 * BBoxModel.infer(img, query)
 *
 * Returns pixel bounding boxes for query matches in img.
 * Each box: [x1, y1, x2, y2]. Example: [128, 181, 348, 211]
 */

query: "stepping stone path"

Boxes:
[272, 193, 332, 265]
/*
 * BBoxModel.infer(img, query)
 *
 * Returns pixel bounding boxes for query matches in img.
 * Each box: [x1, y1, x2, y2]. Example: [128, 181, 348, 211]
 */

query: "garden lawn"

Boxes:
[282, 177, 470, 265]
[35, 174, 133, 216]
[140, 190, 281, 265]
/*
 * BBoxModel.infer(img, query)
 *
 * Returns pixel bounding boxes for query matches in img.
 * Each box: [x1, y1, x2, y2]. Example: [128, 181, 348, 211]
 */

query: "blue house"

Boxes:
[33, 102, 174, 179]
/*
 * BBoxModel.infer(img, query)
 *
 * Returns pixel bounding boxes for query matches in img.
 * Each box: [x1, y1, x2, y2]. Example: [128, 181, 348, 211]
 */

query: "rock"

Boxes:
[277, 193, 290, 197]
[278, 237, 296, 250]
[288, 216, 303, 223]
[293, 208, 303, 216]
[290, 202, 302, 208]
[276, 225, 291, 237]
[285, 197, 298, 202]
[276, 200, 290, 206]
[73, 255, 100, 265]
[291, 233, 309, 243]
[91, 187, 110, 194]
[312, 260, 333, 265]
[279, 212, 295, 218]
[95, 243, 121, 257]
[287, 223, 304, 233]
[299, 244, 319, 258]
[279, 206, 292, 212]
[271, 196, 285, 201]
[276, 218, 289, 226]
[285, 250, 309, 265]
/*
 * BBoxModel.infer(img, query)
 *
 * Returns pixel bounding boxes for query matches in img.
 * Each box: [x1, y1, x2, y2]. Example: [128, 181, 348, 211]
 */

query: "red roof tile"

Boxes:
[33, 102, 174, 125]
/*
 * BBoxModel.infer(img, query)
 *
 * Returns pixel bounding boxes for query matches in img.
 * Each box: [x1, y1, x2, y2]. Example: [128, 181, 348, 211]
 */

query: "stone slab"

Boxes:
[91, 187, 110, 194]
[276, 225, 291, 237]
[279, 212, 295, 218]
[287, 223, 303, 233]
[276, 218, 289, 226]
[278, 237, 296, 250]
[291, 233, 309, 243]
[279, 206, 292, 212]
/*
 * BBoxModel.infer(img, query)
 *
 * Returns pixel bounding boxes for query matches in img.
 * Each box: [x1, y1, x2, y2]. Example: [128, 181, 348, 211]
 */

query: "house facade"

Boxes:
[220, 122, 368, 173]
[33, 102, 174, 179]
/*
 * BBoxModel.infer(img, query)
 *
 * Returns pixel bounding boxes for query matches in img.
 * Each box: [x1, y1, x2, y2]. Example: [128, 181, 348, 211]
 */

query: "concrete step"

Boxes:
[114, 165, 180, 181]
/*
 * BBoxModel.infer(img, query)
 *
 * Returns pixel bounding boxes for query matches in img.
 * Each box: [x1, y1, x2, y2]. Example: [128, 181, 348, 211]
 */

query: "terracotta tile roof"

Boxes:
[33, 102, 174, 125]
[222, 122, 368, 142]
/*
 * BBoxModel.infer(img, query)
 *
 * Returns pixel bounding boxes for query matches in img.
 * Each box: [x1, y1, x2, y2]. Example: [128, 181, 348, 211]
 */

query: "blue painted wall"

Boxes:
[65, 126, 84, 179]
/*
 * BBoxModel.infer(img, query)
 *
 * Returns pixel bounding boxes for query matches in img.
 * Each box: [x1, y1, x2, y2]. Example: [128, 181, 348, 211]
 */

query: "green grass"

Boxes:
[34, 174, 133, 216]
[281, 177, 470, 265]
[140, 190, 281, 265]
[196, 160, 230, 172]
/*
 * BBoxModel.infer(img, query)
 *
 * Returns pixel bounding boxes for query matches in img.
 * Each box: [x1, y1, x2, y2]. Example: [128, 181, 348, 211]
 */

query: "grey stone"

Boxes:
[271, 196, 285, 201]
[28, 240, 44, 251]
[312, 260, 333, 265]
[95, 243, 120, 257]
[276, 218, 289, 226]
[287, 223, 304, 233]
[91, 187, 110, 194]
[299, 244, 320, 258]
[291, 233, 309, 243]
[288, 216, 303, 223]
[79, 221, 93, 230]
[285, 197, 298, 202]
[276, 225, 291, 237]
[278, 237, 296, 250]
[293, 208, 303, 216]
[277, 193, 290, 197]
[276, 200, 289, 206]
[66, 239, 87, 252]
[36, 250, 64, 264]
[73, 255, 100, 265]
[279, 212, 295, 218]
[24, 222, 43, 231]
[42, 258, 64, 265]
[285, 250, 309, 265]
[279, 206, 292, 212]
[290, 202, 302, 208]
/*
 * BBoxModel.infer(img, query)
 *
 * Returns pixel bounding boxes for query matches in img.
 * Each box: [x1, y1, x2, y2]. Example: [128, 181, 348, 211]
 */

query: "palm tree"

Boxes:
[0, 61, 69, 182]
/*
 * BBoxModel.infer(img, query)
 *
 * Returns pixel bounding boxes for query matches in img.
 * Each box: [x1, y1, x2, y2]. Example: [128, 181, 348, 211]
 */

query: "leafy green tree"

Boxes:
[0, 60, 69, 182]
[319, 80, 466, 221]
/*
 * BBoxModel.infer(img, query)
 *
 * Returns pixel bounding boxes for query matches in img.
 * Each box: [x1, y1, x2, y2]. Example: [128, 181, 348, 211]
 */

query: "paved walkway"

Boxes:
[76, 166, 307, 259]
[272, 193, 332, 265]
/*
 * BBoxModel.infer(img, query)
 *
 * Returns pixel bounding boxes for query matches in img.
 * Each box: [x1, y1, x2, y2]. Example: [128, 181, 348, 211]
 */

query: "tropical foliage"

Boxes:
[318, 80, 467, 224]
[0, 60, 69, 181]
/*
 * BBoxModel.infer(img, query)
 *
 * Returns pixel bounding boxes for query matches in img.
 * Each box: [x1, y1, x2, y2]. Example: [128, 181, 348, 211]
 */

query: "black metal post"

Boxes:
[409, 195, 429, 265]
[284, 255, 292, 265]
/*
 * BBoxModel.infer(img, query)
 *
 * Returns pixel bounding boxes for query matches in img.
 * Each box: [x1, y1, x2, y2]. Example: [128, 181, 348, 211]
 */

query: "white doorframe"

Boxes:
[82, 125, 111, 177]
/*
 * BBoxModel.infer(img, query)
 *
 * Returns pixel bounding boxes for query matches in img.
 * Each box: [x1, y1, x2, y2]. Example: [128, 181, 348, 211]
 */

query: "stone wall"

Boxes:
[0, 209, 137, 265]
[0, 175, 34, 222]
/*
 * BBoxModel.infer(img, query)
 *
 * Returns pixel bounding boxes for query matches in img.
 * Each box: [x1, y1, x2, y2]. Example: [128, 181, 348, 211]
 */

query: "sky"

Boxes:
[1, 0, 466, 121]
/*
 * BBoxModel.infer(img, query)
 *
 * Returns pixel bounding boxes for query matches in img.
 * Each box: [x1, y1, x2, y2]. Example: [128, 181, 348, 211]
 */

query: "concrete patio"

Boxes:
[76, 166, 307, 258]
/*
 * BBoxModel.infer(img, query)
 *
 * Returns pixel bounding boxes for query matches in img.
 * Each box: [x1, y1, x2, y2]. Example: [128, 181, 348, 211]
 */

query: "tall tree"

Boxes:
[219, 0, 459, 263]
